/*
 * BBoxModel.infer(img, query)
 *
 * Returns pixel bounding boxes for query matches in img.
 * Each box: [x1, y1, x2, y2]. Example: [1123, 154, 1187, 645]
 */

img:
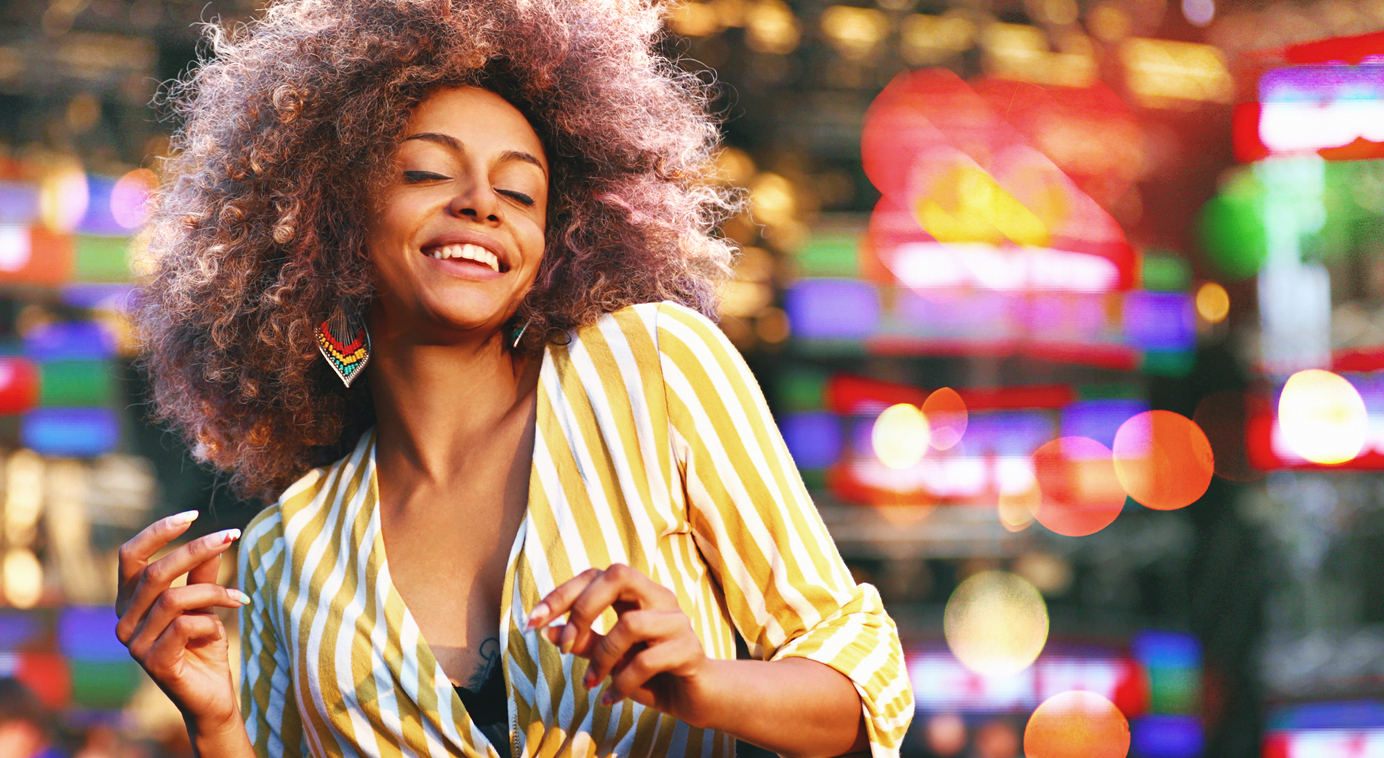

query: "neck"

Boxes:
[366, 323, 541, 487]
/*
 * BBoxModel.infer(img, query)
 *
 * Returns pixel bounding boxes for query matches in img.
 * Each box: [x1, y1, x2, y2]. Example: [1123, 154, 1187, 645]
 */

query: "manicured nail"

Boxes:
[170, 510, 199, 526]
[527, 603, 549, 629]
[599, 691, 617, 706]
[217, 528, 241, 544]
[583, 670, 597, 689]
[229, 589, 252, 605]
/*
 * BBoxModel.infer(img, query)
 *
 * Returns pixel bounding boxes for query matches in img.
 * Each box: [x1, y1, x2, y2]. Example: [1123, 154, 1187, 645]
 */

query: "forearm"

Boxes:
[697, 657, 868, 758]
[187, 710, 257, 758]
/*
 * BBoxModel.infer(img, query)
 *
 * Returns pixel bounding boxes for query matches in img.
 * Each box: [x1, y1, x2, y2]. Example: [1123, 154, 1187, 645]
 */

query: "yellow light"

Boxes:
[714, 147, 757, 186]
[1088, 2, 1131, 41]
[1120, 38, 1233, 106]
[899, 13, 976, 66]
[915, 163, 1052, 247]
[667, 2, 722, 36]
[1278, 369, 1368, 465]
[820, 5, 890, 60]
[1195, 281, 1230, 323]
[871, 403, 931, 469]
[980, 23, 1097, 87]
[3, 549, 43, 608]
[998, 485, 1040, 532]
[38, 159, 89, 233]
[745, 0, 800, 54]
[944, 570, 1049, 677]
[749, 172, 797, 227]
[719, 280, 773, 318]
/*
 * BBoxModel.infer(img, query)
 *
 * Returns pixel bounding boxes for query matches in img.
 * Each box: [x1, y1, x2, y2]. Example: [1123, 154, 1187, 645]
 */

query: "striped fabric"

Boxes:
[238, 302, 914, 758]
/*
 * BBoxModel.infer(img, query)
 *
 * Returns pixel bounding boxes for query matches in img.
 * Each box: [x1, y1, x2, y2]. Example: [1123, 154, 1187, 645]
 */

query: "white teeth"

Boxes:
[429, 243, 500, 272]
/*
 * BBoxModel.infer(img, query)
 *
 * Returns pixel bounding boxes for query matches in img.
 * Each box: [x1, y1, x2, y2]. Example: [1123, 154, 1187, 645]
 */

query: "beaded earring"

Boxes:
[315, 307, 371, 388]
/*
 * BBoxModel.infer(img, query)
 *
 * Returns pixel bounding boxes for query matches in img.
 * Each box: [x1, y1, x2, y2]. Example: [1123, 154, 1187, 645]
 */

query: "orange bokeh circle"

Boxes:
[1024, 691, 1130, 758]
[1032, 437, 1125, 537]
[1112, 410, 1214, 511]
[923, 387, 968, 450]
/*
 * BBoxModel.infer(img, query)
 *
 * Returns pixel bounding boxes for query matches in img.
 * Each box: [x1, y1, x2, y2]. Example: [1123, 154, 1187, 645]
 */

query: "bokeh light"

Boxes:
[923, 387, 968, 450]
[1032, 437, 1125, 536]
[110, 168, 158, 229]
[998, 484, 1040, 532]
[872, 403, 931, 469]
[1112, 410, 1214, 510]
[1192, 390, 1264, 481]
[943, 570, 1049, 677]
[925, 713, 968, 757]
[3, 548, 43, 608]
[1194, 281, 1230, 323]
[1024, 690, 1131, 758]
[1277, 369, 1368, 465]
[38, 161, 89, 233]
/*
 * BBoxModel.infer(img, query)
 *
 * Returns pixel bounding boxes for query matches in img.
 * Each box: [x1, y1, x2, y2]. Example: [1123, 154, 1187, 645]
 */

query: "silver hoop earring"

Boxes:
[510, 319, 531, 349]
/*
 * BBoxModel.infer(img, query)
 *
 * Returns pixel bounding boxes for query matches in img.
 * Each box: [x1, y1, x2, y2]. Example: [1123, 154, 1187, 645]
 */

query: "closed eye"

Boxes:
[403, 170, 448, 183]
[499, 189, 536, 206]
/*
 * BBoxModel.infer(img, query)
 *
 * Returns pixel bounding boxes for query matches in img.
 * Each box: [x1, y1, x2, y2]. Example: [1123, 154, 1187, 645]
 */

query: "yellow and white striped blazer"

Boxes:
[237, 302, 913, 758]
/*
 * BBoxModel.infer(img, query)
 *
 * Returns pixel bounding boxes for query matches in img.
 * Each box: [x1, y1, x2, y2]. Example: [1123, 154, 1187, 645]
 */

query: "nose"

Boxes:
[447, 173, 502, 224]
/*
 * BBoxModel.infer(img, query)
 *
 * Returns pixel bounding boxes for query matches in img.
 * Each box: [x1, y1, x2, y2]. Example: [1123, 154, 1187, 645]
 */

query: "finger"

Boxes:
[117, 511, 201, 600]
[125, 583, 250, 656]
[560, 564, 670, 657]
[116, 529, 241, 644]
[527, 568, 601, 630]
[601, 638, 699, 706]
[187, 551, 222, 587]
[583, 610, 685, 686]
[140, 614, 224, 676]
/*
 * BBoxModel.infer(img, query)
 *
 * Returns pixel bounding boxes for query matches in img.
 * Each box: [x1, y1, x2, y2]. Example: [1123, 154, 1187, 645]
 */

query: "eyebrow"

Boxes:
[401, 132, 547, 175]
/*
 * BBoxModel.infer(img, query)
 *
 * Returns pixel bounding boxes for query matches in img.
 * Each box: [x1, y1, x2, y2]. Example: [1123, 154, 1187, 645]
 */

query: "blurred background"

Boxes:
[0, 0, 1381, 756]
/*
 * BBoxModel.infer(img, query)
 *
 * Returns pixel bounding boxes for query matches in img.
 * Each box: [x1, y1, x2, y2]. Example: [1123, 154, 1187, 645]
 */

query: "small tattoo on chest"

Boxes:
[466, 636, 501, 691]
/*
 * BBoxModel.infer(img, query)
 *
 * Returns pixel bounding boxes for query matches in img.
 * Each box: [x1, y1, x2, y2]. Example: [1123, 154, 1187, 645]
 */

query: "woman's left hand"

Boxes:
[526, 564, 718, 727]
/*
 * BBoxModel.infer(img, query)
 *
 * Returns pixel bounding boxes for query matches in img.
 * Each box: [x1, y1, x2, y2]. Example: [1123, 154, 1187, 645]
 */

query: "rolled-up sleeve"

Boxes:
[655, 302, 914, 756]
[238, 505, 307, 758]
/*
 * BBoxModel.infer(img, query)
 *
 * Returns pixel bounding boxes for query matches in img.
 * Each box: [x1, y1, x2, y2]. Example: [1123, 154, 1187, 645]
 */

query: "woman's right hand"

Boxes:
[116, 511, 248, 731]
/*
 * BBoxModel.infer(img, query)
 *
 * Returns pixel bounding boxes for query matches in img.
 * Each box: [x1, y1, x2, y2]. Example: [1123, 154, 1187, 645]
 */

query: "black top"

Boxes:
[454, 662, 509, 754]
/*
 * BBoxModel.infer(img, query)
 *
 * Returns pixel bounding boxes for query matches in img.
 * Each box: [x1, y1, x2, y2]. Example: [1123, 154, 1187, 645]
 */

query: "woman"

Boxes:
[114, 1, 913, 757]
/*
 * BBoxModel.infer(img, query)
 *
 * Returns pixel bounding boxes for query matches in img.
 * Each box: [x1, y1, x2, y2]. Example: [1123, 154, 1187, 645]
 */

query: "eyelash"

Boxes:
[402, 171, 536, 207]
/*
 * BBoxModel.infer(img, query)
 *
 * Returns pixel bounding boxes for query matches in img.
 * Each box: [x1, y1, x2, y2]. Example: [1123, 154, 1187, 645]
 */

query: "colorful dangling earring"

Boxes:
[510, 318, 531, 349]
[315, 307, 371, 388]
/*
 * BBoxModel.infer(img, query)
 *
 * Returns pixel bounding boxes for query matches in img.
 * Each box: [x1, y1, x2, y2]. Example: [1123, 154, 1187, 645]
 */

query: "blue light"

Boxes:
[23, 320, 116, 362]
[76, 176, 126, 236]
[1132, 630, 1202, 669]
[781, 412, 844, 469]
[0, 611, 40, 650]
[22, 407, 119, 457]
[1061, 399, 1150, 448]
[1125, 292, 1196, 352]
[59, 606, 130, 662]
[1131, 715, 1203, 758]
[784, 280, 880, 339]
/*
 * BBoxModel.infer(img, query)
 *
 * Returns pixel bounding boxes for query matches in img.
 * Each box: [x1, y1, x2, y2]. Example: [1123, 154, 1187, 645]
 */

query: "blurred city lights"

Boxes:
[819, 5, 889, 61]
[925, 713, 968, 756]
[943, 570, 1049, 677]
[923, 387, 968, 449]
[872, 403, 932, 469]
[1277, 369, 1368, 465]
[1023, 690, 1131, 758]
[1112, 410, 1215, 510]
[2, 548, 43, 608]
[1032, 436, 1126, 536]
[1194, 281, 1230, 323]
[109, 168, 157, 229]
[1119, 38, 1234, 107]
[998, 484, 1040, 532]
[744, 0, 799, 55]
[38, 161, 89, 233]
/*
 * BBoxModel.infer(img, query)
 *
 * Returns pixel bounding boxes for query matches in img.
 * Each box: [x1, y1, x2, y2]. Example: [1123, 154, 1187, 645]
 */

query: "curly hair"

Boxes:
[136, 0, 739, 502]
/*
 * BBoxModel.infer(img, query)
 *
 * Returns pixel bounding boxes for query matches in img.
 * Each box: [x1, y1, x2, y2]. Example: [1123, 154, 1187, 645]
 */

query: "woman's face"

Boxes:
[367, 86, 549, 342]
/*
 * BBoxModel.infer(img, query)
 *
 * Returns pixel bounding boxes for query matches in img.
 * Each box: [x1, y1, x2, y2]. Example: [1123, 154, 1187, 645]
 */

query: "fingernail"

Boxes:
[170, 510, 199, 526]
[560, 636, 572, 655]
[583, 671, 597, 689]
[230, 589, 251, 605]
[600, 691, 616, 706]
[216, 528, 241, 544]
[527, 603, 549, 629]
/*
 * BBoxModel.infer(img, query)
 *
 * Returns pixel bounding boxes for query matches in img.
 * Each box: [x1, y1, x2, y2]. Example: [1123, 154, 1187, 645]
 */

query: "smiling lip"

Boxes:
[419, 231, 510, 273]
